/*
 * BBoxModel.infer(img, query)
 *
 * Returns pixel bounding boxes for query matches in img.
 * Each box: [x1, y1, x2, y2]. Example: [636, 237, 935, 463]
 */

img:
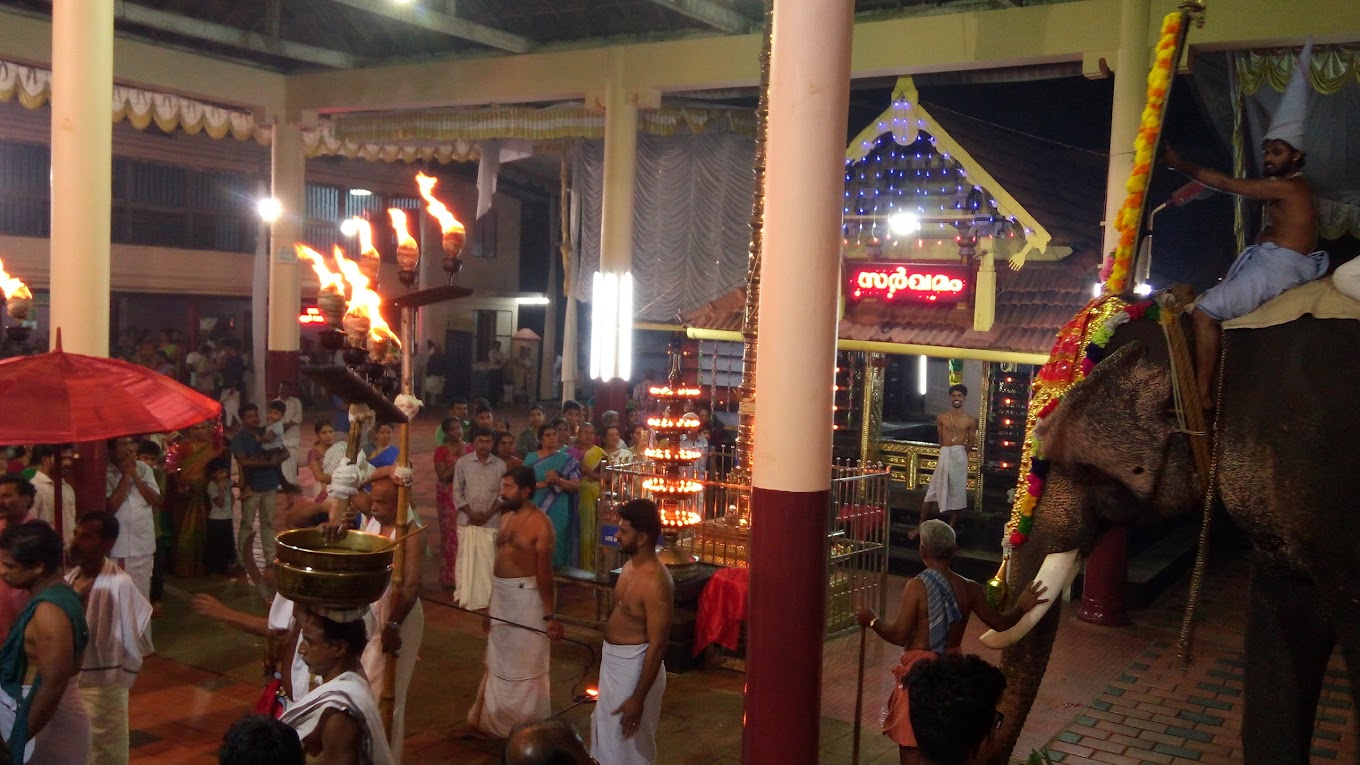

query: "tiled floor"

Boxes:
[126, 408, 1354, 764]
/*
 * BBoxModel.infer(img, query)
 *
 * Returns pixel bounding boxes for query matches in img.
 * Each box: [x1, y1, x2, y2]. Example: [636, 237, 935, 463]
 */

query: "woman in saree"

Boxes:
[305, 420, 337, 500]
[494, 432, 522, 471]
[523, 423, 580, 569]
[367, 423, 399, 469]
[568, 422, 605, 571]
[432, 417, 464, 588]
[171, 420, 224, 577]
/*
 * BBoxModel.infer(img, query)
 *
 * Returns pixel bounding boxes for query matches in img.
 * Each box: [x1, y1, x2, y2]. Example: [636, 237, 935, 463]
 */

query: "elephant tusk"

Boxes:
[979, 549, 1080, 649]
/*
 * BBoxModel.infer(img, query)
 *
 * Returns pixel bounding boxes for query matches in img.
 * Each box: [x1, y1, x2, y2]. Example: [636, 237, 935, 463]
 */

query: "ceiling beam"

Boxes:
[109, 1, 356, 69]
[326, 0, 534, 55]
[644, 0, 753, 34]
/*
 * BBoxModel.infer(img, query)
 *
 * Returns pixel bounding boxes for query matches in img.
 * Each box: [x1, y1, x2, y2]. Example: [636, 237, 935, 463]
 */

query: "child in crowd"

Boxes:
[220, 385, 241, 429]
[204, 458, 237, 575]
[683, 427, 711, 479]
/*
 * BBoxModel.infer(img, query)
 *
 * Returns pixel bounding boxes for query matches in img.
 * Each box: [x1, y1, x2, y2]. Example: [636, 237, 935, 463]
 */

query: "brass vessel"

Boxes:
[274, 528, 396, 608]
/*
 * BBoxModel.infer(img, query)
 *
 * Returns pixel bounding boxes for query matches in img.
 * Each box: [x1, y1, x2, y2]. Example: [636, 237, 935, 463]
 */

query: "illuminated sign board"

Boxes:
[298, 306, 326, 325]
[846, 263, 969, 304]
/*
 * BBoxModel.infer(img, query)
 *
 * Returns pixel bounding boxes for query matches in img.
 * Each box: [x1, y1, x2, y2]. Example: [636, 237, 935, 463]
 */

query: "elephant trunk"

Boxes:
[986, 537, 1066, 764]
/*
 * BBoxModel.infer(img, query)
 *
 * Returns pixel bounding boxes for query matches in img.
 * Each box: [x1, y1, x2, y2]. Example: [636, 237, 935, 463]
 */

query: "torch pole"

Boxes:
[382, 306, 415, 741]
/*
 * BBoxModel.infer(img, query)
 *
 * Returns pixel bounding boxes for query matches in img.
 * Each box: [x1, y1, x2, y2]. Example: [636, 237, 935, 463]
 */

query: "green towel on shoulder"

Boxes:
[0, 583, 89, 753]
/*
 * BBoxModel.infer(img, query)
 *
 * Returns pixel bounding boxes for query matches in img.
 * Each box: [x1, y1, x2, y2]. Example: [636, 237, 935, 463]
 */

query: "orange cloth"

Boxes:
[881, 647, 961, 748]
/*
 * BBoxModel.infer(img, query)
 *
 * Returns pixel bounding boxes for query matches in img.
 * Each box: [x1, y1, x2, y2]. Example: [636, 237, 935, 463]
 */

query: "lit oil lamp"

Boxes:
[415, 172, 466, 278]
[388, 208, 420, 288]
[0, 256, 34, 342]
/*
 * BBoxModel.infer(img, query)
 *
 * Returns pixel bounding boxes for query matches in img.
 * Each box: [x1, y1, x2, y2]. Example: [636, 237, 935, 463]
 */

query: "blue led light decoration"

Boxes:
[841, 129, 1015, 251]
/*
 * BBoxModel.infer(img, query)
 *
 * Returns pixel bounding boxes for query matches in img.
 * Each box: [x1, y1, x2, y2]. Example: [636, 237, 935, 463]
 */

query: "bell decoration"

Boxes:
[984, 553, 1010, 610]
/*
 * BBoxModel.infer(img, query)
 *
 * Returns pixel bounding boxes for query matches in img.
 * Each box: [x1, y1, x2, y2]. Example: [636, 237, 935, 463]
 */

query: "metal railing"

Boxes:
[600, 447, 891, 638]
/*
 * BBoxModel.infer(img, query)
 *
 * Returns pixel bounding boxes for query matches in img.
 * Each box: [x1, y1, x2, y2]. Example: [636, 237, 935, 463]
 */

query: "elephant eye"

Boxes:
[1132, 466, 1145, 475]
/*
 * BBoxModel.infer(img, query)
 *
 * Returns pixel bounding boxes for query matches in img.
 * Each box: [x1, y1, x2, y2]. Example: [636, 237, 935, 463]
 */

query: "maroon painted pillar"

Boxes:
[71, 440, 107, 520]
[741, 2, 853, 763]
[1076, 525, 1132, 626]
[594, 379, 630, 423]
[266, 349, 300, 400]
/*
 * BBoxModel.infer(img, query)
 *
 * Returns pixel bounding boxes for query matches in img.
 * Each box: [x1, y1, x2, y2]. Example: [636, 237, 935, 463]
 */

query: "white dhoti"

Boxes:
[454, 526, 497, 611]
[1336, 256, 1360, 303]
[467, 576, 550, 738]
[79, 686, 127, 765]
[590, 641, 666, 765]
[281, 670, 395, 765]
[359, 519, 425, 762]
[0, 681, 90, 764]
[923, 444, 968, 513]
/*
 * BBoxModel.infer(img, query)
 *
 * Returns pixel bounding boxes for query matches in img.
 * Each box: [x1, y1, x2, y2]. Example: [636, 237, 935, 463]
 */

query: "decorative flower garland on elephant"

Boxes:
[979, 293, 1360, 765]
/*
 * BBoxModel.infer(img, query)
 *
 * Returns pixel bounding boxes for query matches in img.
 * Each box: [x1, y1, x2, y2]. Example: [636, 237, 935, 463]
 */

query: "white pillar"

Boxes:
[267, 122, 305, 390]
[1101, 0, 1151, 258]
[252, 181, 270, 401]
[49, 0, 113, 356]
[590, 55, 639, 383]
[743, 1, 854, 762]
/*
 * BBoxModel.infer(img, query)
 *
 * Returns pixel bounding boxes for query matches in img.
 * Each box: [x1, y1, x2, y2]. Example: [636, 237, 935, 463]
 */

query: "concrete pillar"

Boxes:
[49, 0, 113, 356]
[252, 180, 270, 403]
[1084, 0, 1147, 626]
[1100, 0, 1151, 259]
[742, 1, 854, 763]
[267, 122, 305, 395]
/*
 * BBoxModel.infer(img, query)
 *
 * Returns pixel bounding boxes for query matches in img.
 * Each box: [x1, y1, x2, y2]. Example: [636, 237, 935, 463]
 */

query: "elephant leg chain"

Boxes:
[1177, 333, 1228, 669]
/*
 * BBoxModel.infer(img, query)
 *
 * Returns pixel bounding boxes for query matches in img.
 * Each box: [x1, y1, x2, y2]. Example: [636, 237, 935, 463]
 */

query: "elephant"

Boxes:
[977, 313, 1360, 765]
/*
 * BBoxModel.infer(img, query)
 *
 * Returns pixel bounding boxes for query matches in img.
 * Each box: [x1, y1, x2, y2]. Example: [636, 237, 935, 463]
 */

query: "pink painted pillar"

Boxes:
[741, 1, 854, 763]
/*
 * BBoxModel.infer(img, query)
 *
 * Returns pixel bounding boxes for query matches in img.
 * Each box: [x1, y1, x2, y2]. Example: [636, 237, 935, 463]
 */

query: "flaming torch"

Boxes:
[335, 246, 401, 364]
[415, 172, 466, 278]
[349, 217, 383, 289]
[388, 208, 420, 288]
[0, 256, 34, 342]
[295, 244, 349, 351]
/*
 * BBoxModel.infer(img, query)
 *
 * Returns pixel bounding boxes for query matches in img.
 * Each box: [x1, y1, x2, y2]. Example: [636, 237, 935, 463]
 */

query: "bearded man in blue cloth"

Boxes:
[0, 521, 90, 763]
[1163, 41, 1327, 408]
[856, 521, 1048, 765]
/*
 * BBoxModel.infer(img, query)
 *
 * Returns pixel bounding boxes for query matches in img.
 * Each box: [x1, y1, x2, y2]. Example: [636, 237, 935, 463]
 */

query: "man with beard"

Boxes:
[464, 466, 563, 739]
[913, 385, 975, 536]
[1162, 45, 1326, 406]
[66, 511, 153, 765]
[590, 499, 672, 765]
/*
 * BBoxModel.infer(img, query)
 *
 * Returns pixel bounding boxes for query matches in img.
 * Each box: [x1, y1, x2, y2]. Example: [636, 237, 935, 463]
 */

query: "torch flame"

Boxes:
[294, 244, 346, 294]
[350, 218, 375, 255]
[415, 172, 464, 235]
[0, 256, 31, 301]
[387, 209, 418, 250]
[334, 246, 401, 349]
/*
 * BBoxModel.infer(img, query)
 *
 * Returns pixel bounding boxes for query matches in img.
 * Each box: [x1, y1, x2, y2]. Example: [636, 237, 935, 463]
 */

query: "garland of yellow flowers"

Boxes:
[1100, 11, 1183, 293]
[1004, 10, 1185, 549]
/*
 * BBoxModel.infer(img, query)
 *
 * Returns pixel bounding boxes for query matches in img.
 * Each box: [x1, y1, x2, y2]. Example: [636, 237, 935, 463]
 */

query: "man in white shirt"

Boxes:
[28, 444, 76, 541]
[104, 437, 161, 601]
[452, 428, 505, 611]
[275, 382, 305, 486]
[66, 510, 153, 765]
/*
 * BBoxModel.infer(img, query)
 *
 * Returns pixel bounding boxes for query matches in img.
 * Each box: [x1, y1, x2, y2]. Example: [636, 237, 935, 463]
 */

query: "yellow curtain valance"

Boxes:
[1318, 198, 1360, 240]
[329, 104, 756, 144]
[1235, 45, 1360, 96]
[301, 120, 482, 163]
[0, 59, 271, 144]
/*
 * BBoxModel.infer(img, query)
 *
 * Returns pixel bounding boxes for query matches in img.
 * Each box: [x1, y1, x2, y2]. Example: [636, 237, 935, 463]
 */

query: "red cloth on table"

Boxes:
[692, 566, 748, 656]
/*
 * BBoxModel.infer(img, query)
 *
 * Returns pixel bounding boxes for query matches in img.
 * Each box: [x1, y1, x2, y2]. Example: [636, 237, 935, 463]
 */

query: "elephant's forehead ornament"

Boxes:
[1003, 296, 1161, 548]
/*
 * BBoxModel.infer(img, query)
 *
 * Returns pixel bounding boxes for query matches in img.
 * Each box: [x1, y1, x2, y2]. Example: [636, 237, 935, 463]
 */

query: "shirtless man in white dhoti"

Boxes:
[591, 500, 673, 765]
[66, 511, 153, 765]
[463, 465, 563, 739]
[913, 385, 976, 536]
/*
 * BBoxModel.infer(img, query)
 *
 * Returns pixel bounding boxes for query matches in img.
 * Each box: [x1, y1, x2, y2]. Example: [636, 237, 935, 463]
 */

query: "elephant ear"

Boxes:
[1036, 341, 1173, 468]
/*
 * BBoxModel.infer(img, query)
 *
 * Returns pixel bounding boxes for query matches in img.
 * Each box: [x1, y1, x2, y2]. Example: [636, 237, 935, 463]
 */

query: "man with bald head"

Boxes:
[503, 720, 594, 765]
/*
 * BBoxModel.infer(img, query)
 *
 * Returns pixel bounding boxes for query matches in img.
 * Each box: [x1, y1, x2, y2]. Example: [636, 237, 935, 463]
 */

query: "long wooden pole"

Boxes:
[382, 306, 415, 743]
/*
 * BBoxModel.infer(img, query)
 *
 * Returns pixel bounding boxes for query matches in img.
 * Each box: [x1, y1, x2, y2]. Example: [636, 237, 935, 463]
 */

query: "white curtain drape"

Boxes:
[571, 133, 754, 321]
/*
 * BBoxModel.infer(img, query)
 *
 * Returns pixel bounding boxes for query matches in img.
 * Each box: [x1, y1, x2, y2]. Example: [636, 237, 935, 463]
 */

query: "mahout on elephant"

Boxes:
[980, 302, 1360, 765]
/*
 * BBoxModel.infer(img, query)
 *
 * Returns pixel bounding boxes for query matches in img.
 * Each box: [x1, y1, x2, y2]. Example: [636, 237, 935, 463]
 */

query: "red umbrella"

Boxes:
[0, 342, 221, 443]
